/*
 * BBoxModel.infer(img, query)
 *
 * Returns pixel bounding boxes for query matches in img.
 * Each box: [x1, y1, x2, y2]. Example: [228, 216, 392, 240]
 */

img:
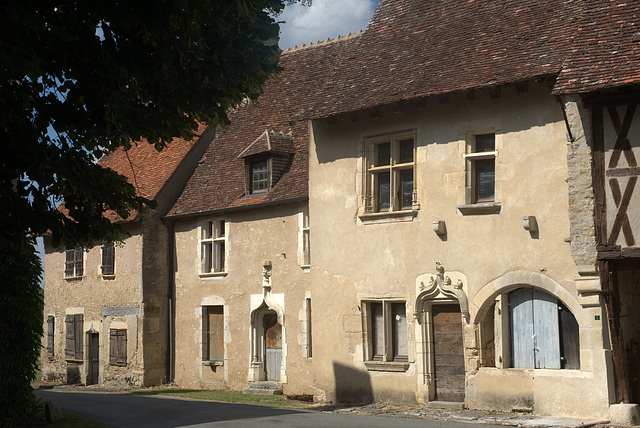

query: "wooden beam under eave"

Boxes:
[393, 101, 405, 114]
[326, 116, 338, 126]
[438, 94, 449, 104]
[465, 90, 475, 101]
[515, 81, 528, 94]
[489, 87, 501, 99]
[414, 98, 427, 110]
[369, 108, 380, 120]
[349, 112, 359, 122]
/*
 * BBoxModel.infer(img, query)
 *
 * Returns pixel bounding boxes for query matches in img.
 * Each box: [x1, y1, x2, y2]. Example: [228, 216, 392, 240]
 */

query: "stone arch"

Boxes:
[472, 270, 583, 326]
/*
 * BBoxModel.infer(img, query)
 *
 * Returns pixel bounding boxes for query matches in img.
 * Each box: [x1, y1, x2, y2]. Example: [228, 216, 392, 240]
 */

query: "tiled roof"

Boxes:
[167, 35, 360, 217]
[554, 0, 640, 94]
[310, 0, 584, 119]
[99, 123, 207, 201]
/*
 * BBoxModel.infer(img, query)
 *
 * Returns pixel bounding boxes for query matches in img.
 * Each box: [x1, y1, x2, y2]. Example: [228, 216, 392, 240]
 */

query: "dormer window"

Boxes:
[238, 130, 295, 197]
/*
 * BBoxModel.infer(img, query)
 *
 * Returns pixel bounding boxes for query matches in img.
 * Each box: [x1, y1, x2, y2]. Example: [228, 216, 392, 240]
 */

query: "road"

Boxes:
[34, 389, 504, 428]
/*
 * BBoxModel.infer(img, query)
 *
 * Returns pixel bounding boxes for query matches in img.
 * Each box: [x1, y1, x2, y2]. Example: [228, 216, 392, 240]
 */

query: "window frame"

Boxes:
[362, 300, 409, 370]
[101, 242, 115, 277]
[202, 305, 225, 366]
[299, 209, 310, 270]
[362, 131, 418, 217]
[109, 328, 127, 367]
[199, 219, 228, 277]
[64, 246, 84, 278]
[465, 133, 497, 204]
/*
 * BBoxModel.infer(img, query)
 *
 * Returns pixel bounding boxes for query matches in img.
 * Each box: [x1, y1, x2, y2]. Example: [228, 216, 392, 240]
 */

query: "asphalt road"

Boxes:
[34, 389, 504, 428]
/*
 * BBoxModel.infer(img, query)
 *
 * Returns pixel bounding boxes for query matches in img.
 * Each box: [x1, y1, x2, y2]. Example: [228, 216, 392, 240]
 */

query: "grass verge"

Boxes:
[130, 388, 311, 409]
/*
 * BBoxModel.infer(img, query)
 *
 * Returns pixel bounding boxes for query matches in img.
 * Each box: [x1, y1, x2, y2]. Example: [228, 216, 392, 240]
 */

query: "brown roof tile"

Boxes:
[554, 0, 640, 94]
[98, 123, 207, 201]
[309, 0, 584, 118]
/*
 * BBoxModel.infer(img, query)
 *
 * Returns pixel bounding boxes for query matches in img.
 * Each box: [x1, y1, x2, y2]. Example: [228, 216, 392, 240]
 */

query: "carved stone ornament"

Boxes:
[415, 261, 470, 323]
[262, 260, 272, 289]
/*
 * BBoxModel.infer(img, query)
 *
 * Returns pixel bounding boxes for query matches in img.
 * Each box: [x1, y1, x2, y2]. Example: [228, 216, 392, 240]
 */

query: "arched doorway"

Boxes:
[249, 303, 284, 383]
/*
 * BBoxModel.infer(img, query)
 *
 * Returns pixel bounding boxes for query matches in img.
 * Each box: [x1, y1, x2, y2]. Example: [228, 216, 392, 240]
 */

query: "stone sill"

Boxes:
[359, 209, 418, 224]
[364, 361, 410, 372]
[65, 359, 83, 363]
[100, 274, 116, 280]
[199, 272, 228, 279]
[203, 360, 224, 367]
[457, 203, 501, 215]
[64, 276, 83, 281]
[300, 265, 311, 273]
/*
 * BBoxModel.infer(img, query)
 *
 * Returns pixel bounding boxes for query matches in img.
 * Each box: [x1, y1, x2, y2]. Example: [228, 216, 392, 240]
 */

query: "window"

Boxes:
[65, 314, 83, 360]
[465, 133, 496, 203]
[301, 210, 310, 267]
[101, 243, 115, 276]
[364, 301, 408, 362]
[109, 329, 127, 367]
[200, 220, 226, 274]
[509, 288, 580, 369]
[250, 160, 269, 194]
[47, 316, 55, 359]
[203, 306, 224, 364]
[305, 297, 312, 358]
[364, 133, 416, 213]
[64, 246, 83, 277]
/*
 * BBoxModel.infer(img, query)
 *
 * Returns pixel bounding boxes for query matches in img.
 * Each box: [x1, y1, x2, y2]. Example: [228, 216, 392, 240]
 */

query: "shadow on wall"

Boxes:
[333, 361, 373, 404]
[66, 364, 81, 384]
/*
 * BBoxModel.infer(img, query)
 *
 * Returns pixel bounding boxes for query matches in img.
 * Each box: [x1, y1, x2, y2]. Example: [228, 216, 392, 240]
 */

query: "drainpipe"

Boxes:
[557, 97, 576, 143]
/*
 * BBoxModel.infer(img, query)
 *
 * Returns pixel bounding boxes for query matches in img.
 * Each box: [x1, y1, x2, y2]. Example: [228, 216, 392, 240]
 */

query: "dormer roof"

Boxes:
[237, 130, 295, 159]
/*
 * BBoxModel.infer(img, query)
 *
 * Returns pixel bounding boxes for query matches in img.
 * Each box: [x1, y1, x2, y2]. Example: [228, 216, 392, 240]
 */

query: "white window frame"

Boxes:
[64, 246, 84, 278]
[199, 219, 228, 277]
[458, 129, 501, 215]
[298, 208, 310, 271]
[361, 131, 419, 217]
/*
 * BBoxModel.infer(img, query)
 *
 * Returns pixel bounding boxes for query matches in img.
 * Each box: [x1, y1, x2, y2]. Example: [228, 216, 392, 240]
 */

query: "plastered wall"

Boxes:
[172, 203, 313, 395]
[308, 81, 612, 418]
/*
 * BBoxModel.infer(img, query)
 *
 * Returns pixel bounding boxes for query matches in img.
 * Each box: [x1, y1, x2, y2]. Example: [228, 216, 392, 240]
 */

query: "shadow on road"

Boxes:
[35, 389, 306, 428]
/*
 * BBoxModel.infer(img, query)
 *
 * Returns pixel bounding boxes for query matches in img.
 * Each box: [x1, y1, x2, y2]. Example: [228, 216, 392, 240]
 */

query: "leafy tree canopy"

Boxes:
[0, 1, 307, 424]
[1, 0, 303, 247]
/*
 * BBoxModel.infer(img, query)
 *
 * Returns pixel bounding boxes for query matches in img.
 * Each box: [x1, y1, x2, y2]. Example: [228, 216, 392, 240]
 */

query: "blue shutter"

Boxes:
[510, 288, 535, 368]
[532, 289, 560, 369]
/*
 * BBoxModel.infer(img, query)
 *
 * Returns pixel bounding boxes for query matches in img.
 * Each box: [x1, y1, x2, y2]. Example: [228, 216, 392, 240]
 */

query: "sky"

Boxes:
[34, 1, 379, 275]
[277, 0, 379, 50]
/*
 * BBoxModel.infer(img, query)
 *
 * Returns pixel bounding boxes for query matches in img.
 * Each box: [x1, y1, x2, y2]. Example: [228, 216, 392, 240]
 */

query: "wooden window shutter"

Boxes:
[117, 330, 127, 366]
[74, 314, 83, 360]
[65, 315, 74, 359]
[47, 316, 55, 358]
[102, 244, 114, 275]
[74, 247, 83, 276]
[65, 248, 75, 277]
[109, 329, 117, 365]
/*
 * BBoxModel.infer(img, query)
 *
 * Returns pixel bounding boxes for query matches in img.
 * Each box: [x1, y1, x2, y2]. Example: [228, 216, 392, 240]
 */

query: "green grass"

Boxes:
[130, 388, 311, 409]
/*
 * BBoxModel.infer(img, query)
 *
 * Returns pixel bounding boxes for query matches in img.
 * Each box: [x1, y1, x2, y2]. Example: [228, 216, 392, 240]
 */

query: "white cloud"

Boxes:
[277, 0, 378, 50]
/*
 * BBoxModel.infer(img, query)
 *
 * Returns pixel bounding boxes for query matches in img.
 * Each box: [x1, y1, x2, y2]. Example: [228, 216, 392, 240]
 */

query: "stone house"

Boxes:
[162, 38, 351, 395]
[40, 126, 213, 387]
[300, 0, 639, 422]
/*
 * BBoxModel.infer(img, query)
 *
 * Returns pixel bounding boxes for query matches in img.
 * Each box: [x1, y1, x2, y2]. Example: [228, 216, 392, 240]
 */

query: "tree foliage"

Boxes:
[0, 0, 304, 424]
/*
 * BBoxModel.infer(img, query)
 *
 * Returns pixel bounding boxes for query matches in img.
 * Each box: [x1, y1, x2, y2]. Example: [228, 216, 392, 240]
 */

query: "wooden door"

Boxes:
[432, 304, 465, 402]
[264, 313, 282, 381]
[90, 333, 99, 385]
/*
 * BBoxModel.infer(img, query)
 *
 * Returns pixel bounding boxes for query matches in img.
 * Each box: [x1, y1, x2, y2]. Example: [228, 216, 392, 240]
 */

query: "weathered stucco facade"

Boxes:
[41, 222, 147, 387]
[308, 81, 614, 418]
[171, 203, 313, 395]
